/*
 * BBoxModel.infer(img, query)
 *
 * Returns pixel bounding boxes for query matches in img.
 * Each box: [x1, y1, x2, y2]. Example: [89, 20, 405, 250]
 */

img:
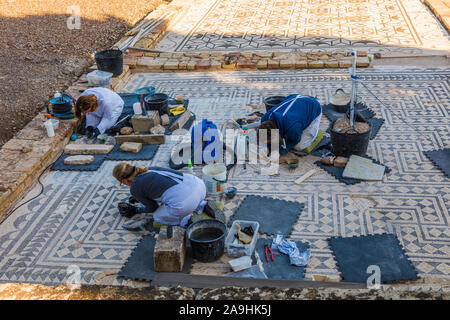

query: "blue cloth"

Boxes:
[261, 95, 322, 155]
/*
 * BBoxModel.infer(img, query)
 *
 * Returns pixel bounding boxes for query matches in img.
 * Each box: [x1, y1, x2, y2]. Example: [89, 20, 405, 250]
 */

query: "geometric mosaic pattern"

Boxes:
[0, 68, 448, 286]
[156, 0, 450, 54]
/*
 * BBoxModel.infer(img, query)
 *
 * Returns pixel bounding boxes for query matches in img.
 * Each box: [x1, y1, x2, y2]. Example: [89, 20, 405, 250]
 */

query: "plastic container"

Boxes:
[263, 96, 287, 112]
[330, 119, 371, 157]
[229, 256, 252, 272]
[87, 70, 113, 87]
[186, 219, 227, 262]
[202, 163, 227, 195]
[144, 93, 169, 115]
[135, 86, 156, 101]
[94, 49, 123, 77]
[225, 220, 259, 258]
[133, 102, 143, 115]
[44, 114, 55, 137]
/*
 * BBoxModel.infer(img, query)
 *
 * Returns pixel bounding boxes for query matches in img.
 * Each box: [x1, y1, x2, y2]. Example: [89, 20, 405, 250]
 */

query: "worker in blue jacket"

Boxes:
[259, 95, 323, 155]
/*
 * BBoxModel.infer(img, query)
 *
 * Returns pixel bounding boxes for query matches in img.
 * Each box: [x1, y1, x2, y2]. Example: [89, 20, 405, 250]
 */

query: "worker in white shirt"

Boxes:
[74, 87, 124, 138]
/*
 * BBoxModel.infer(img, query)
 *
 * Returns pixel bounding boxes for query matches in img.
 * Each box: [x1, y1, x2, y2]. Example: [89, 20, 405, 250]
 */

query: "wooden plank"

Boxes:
[151, 273, 366, 289]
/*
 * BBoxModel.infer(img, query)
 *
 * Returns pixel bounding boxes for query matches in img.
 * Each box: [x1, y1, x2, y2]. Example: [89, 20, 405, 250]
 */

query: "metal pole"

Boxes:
[349, 51, 357, 129]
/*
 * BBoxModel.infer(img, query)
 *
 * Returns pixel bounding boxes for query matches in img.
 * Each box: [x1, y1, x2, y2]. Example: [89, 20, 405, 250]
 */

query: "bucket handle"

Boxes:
[334, 88, 346, 95]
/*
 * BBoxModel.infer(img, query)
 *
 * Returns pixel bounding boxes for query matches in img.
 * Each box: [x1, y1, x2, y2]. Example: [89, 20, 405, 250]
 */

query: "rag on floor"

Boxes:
[272, 238, 311, 267]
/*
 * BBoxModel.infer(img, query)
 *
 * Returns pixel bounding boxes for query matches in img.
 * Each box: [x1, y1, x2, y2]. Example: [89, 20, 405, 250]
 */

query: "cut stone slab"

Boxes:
[169, 111, 191, 132]
[63, 155, 94, 165]
[151, 124, 165, 135]
[120, 142, 142, 153]
[64, 144, 113, 155]
[131, 112, 160, 133]
[115, 134, 165, 145]
[154, 226, 186, 272]
[160, 114, 170, 126]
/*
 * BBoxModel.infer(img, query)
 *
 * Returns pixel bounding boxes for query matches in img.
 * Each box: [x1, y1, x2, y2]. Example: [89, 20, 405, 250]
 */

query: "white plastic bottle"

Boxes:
[54, 91, 61, 98]
[44, 114, 55, 137]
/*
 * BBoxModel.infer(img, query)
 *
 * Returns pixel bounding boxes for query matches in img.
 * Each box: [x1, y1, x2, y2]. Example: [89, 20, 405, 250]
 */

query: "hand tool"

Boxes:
[264, 244, 274, 262]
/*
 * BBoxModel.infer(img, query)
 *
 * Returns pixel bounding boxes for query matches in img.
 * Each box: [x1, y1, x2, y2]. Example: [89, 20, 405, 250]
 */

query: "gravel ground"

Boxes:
[0, 0, 167, 147]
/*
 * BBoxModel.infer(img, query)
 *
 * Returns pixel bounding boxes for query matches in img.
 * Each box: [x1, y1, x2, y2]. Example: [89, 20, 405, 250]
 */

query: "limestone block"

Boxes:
[163, 60, 179, 70]
[154, 226, 186, 272]
[295, 60, 308, 68]
[160, 114, 170, 126]
[279, 59, 295, 68]
[131, 112, 160, 133]
[120, 142, 142, 153]
[356, 56, 370, 67]
[169, 111, 191, 132]
[120, 126, 133, 135]
[267, 59, 279, 69]
[256, 59, 268, 69]
[150, 125, 166, 135]
[308, 60, 325, 68]
[64, 144, 113, 155]
[64, 155, 94, 165]
[115, 134, 165, 145]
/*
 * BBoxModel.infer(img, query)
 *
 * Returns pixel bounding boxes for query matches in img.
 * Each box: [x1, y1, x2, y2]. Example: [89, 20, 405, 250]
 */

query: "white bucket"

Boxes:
[202, 163, 227, 195]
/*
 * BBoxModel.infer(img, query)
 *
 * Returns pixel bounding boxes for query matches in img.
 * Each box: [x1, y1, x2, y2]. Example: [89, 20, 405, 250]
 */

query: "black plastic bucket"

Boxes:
[330, 119, 371, 157]
[144, 93, 169, 115]
[186, 219, 227, 262]
[94, 49, 123, 77]
[263, 96, 287, 112]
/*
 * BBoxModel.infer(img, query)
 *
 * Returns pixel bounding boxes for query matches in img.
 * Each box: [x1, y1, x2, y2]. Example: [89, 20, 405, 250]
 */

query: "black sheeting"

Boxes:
[322, 103, 375, 122]
[251, 238, 308, 280]
[329, 233, 419, 283]
[105, 144, 159, 161]
[118, 234, 193, 281]
[314, 155, 391, 185]
[423, 148, 450, 178]
[228, 195, 305, 236]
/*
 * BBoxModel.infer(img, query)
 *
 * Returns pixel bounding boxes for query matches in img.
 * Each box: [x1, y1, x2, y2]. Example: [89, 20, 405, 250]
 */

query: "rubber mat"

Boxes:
[51, 153, 107, 171]
[118, 234, 193, 281]
[423, 148, 450, 178]
[251, 238, 308, 280]
[105, 144, 159, 161]
[322, 103, 376, 122]
[315, 156, 391, 185]
[228, 195, 305, 236]
[329, 233, 419, 283]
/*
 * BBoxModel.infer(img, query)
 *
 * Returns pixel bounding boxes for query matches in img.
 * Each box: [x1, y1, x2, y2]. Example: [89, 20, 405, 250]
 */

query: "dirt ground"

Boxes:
[0, 0, 167, 147]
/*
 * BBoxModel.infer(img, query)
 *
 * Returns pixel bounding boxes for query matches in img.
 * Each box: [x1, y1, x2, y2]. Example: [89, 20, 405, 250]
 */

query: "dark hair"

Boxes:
[258, 120, 278, 154]
[74, 95, 97, 119]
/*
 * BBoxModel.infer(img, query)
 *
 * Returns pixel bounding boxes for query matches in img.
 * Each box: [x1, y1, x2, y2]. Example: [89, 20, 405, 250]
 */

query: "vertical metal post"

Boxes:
[349, 51, 357, 129]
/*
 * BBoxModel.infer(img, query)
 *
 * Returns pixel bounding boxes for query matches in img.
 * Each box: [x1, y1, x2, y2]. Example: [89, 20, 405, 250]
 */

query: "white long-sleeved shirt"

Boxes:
[82, 87, 124, 134]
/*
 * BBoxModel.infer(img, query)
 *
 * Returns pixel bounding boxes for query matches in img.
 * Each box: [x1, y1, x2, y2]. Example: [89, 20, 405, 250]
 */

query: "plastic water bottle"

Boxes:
[187, 160, 195, 175]
[44, 114, 55, 137]
[133, 102, 142, 115]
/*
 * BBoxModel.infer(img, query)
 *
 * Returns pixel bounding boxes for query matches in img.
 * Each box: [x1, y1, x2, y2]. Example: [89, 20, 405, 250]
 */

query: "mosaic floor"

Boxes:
[157, 0, 450, 54]
[0, 68, 449, 285]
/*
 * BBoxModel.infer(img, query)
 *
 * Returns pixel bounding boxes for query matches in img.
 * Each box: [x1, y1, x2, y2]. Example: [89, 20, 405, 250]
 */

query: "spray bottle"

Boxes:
[187, 159, 195, 176]
[44, 113, 55, 137]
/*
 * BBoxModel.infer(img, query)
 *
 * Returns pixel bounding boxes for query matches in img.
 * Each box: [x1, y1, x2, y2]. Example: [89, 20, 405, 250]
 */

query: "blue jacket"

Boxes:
[261, 95, 321, 154]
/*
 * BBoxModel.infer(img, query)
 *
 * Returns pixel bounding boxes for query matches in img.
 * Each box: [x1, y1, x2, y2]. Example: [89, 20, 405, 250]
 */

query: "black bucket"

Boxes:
[186, 219, 227, 262]
[144, 93, 169, 115]
[330, 119, 371, 157]
[263, 96, 287, 112]
[94, 49, 123, 77]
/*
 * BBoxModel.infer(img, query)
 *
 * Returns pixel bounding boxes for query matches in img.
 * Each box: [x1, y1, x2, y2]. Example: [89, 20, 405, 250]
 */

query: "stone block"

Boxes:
[325, 59, 339, 68]
[64, 144, 113, 155]
[169, 111, 191, 132]
[120, 126, 133, 135]
[221, 62, 236, 69]
[308, 60, 325, 68]
[150, 125, 166, 135]
[267, 59, 279, 69]
[64, 155, 94, 165]
[160, 114, 170, 126]
[196, 60, 211, 70]
[210, 60, 221, 69]
[279, 59, 295, 68]
[187, 60, 197, 70]
[295, 60, 308, 68]
[163, 60, 179, 70]
[154, 226, 186, 272]
[120, 142, 142, 153]
[254, 52, 273, 59]
[115, 134, 165, 145]
[131, 111, 160, 133]
[339, 58, 353, 68]
[256, 59, 268, 69]
[356, 56, 370, 67]
[137, 57, 167, 70]
[237, 60, 256, 69]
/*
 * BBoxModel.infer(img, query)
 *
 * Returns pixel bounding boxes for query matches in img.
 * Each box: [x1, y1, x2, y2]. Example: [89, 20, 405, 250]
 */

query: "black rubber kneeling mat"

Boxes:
[251, 238, 308, 280]
[329, 233, 419, 283]
[423, 148, 450, 178]
[229, 195, 305, 236]
[322, 103, 375, 122]
[315, 155, 391, 185]
[118, 234, 193, 281]
[105, 144, 159, 161]
[51, 154, 107, 171]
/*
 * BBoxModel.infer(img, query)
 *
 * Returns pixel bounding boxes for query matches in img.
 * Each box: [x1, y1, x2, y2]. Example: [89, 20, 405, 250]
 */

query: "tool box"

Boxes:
[225, 220, 259, 258]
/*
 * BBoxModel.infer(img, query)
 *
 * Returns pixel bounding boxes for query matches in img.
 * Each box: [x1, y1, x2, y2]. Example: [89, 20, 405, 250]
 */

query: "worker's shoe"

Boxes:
[300, 130, 324, 154]
[204, 200, 226, 224]
[152, 221, 165, 229]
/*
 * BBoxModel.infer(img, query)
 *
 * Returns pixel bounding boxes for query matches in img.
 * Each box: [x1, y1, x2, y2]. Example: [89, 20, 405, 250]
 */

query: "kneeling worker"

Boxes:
[113, 162, 206, 227]
[74, 87, 124, 138]
[259, 94, 323, 155]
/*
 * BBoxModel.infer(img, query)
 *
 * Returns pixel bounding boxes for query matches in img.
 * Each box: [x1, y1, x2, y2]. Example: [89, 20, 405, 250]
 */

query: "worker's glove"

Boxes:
[128, 196, 138, 204]
[85, 126, 95, 138]
[93, 128, 101, 138]
[118, 202, 140, 218]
